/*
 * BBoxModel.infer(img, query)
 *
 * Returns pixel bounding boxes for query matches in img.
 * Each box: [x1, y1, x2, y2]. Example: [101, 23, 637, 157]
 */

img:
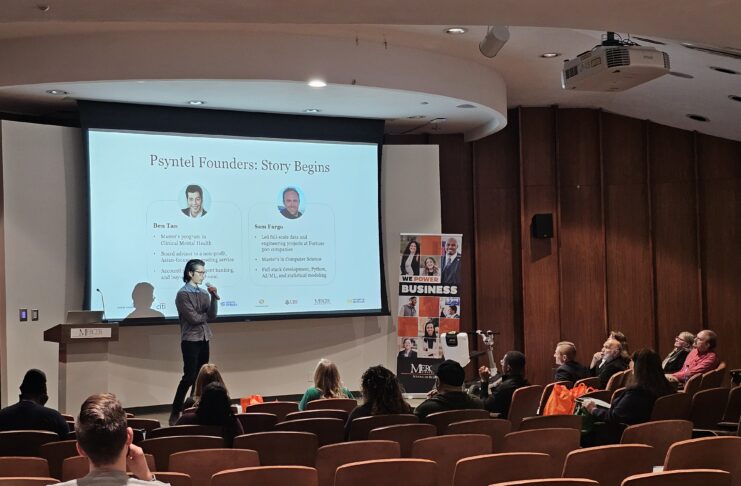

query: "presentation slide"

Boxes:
[88, 129, 383, 321]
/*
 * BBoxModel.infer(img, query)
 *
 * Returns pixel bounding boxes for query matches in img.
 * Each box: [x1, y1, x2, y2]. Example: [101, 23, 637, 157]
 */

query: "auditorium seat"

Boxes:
[333, 459, 436, 486]
[38, 440, 78, 479]
[0, 431, 59, 457]
[305, 398, 358, 413]
[620, 420, 693, 466]
[315, 440, 399, 486]
[152, 472, 192, 486]
[573, 377, 601, 389]
[235, 412, 278, 434]
[446, 419, 511, 453]
[700, 362, 727, 390]
[169, 448, 259, 486]
[274, 418, 345, 446]
[411, 434, 491, 486]
[211, 466, 318, 486]
[242, 402, 299, 421]
[0, 477, 59, 486]
[681, 374, 703, 399]
[663, 436, 741, 486]
[717, 386, 741, 430]
[651, 393, 692, 421]
[284, 409, 348, 422]
[452, 452, 550, 486]
[146, 425, 222, 439]
[140, 435, 224, 471]
[611, 387, 626, 403]
[368, 424, 435, 457]
[606, 370, 629, 392]
[233, 431, 317, 466]
[562, 444, 654, 486]
[509, 385, 545, 431]
[423, 409, 489, 435]
[622, 469, 731, 486]
[501, 428, 581, 476]
[127, 418, 162, 434]
[538, 381, 572, 415]
[690, 388, 730, 429]
[347, 414, 418, 441]
[0, 457, 49, 478]
[518, 415, 582, 432]
[488, 480, 598, 486]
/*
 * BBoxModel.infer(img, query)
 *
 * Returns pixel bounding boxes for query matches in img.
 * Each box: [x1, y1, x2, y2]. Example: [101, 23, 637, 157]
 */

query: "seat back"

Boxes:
[412, 434, 491, 486]
[243, 402, 299, 421]
[651, 393, 691, 421]
[235, 413, 277, 434]
[275, 418, 345, 446]
[0, 478, 59, 486]
[721, 385, 741, 423]
[562, 444, 654, 486]
[605, 369, 627, 391]
[422, 409, 489, 435]
[233, 431, 318, 466]
[61, 454, 155, 481]
[285, 410, 348, 422]
[664, 436, 741, 484]
[348, 414, 418, 441]
[334, 459, 436, 486]
[127, 418, 161, 433]
[501, 428, 581, 476]
[154, 472, 192, 486]
[169, 448, 259, 486]
[367, 424, 435, 457]
[700, 362, 727, 390]
[574, 377, 601, 389]
[484, 480, 598, 486]
[622, 469, 732, 486]
[0, 458, 50, 478]
[446, 419, 511, 453]
[38, 440, 78, 480]
[509, 385, 544, 431]
[689, 388, 730, 429]
[140, 435, 224, 471]
[538, 382, 571, 415]
[315, 440, 399, 486]
[0, 431, 59, 457]
[620, 420, 693, 466]
[681, 373, 702, 398]
[146, 425, 222, 439]
[305, 398, 358, 413]
[452, 452, 550, 486]
[611, 387, 626, 403]
[518, 415, 582, 432]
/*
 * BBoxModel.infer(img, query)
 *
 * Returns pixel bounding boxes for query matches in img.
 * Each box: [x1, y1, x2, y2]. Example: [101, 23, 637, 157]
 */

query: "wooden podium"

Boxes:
[44, 324, 119, 413]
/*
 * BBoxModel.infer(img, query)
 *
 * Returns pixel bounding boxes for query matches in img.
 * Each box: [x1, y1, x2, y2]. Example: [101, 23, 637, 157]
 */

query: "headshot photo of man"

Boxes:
[440, 237, 462, 285]
[279, 187, 303, 219]
[182, 184, 207, 218]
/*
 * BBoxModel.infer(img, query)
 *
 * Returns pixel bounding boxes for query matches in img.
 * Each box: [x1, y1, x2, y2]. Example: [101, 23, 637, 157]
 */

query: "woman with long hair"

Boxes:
[421, 256, 440, 277]
[182, 363, 226, 410]
[662, 331, 695, 373]
[421, 320, 438, 358]
[400, 240, 420, 276]
[345, 365, 411, 436]
[299, 359, 354, 410]
[176, 382, 243, 445]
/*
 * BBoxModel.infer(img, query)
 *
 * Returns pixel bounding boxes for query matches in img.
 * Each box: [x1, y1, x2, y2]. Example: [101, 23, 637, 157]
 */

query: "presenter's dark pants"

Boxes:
[171, 339, 210, 414]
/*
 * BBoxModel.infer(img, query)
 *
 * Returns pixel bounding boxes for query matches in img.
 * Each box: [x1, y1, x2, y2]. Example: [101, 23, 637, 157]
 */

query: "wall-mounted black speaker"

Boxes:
[531, 213, 554, 239]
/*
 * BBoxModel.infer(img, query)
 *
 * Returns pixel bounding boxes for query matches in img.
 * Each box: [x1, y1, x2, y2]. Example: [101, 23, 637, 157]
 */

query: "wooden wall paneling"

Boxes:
[648, 123, 702, 358]
[556, 109, 607, 368]
[472, 109, 521, 367]
[601, 112, 655, 352]
[519, 107, 562, 386]
[695, 133, 741, 370]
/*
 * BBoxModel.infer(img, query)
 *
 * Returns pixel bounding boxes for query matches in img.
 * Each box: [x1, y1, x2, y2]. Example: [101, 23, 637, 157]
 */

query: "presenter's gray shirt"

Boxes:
[58, 470, 170, 486]
[175, 283, 217, 341]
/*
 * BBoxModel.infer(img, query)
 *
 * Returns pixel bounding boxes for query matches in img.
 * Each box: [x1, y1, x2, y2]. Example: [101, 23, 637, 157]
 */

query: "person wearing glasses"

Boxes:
[169, 258, 219, 425]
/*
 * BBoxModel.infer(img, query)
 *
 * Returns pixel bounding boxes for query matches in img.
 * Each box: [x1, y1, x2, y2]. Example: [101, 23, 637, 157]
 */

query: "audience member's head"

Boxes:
[674, 331, 695, 350]
[195, 382, 233, 426]
[609, 330, 630, 359]
[313, 358, 347, 399]
[694, 329, 717, 353]
[435, 360, 465, 390]
[19, 369, 48, 405]
[629, 349, 674, 397]
[554, 341, 577, 365]
[193, 363, 226, 405]
[601, 338, 622, 362]
[361, 365, 410, 415]
[502, 351, 526, 376]
[75, 393, 129, 466]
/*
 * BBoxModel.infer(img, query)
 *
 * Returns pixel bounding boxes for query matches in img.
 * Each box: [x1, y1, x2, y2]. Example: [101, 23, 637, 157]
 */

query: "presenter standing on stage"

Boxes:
[169, 259, 219, 425]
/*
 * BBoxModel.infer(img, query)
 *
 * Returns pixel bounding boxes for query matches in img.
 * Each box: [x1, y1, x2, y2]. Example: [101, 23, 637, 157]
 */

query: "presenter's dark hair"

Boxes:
[185, 184, 203, 198]
[183, 259, 206, 283]
[76, 393, 127, 466]
[360, 365, 411, 415]
[282, 187, 300, 202]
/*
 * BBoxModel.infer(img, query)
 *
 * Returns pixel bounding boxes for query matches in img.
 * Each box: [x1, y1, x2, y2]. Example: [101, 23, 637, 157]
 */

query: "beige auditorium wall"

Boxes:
[0, 121, 440, 410]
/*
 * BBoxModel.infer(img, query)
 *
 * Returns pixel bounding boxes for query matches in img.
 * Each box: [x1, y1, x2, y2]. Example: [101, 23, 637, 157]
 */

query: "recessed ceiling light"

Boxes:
[709, 66, 739, 75]
[308, 79, 327, 88]
[669, 71, 694, 79]
[45, 89, 69, 95]
[686, 114, 709, 122]
[37, 5, 50, 12]
[187, 100, 206, 105]
[303, 108, 322, 113]
[456, 104, 476, 109]
[445, 27, 468, 35]
[407, 115, 426, 119]
[540, 52, 561, 58]
[729, 95, 741, 102]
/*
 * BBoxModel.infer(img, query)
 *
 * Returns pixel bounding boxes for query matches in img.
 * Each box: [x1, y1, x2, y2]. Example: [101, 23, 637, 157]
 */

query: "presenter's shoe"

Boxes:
[168, 411, 180, 426]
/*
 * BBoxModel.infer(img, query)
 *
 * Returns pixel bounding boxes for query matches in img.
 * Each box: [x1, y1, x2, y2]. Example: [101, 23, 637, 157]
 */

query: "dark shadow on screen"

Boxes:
[125, 282, 166, 319]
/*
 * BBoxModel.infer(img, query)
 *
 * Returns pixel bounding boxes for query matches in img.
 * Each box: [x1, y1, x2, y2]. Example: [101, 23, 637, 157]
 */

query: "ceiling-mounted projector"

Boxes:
[561, 32, 670, 91]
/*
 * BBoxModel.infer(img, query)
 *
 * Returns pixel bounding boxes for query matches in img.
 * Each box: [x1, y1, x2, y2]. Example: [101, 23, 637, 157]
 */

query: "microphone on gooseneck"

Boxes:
[204, 282, 220, 300]
[96, 288, 106, 321]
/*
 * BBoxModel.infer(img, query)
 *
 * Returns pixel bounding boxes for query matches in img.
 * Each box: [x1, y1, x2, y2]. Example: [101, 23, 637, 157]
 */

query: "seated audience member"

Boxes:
[59, 393, 165, 486]
[669, 329, 719, 384]
[590, 338, 628, 389]
[176, 382, 243, 445]
[553, 341, 589, 384]
[590, 330, 630, 369]
[182, 363, 226, 410]
[583, 349, 675, 444]
[299, 359, 354, 411]
[346, 365, 411, 436]
[478, 351, 529, 417]
[0, 368, 69, 438]
[661, 331, 695, 373]
[414, 360, 483, 419]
